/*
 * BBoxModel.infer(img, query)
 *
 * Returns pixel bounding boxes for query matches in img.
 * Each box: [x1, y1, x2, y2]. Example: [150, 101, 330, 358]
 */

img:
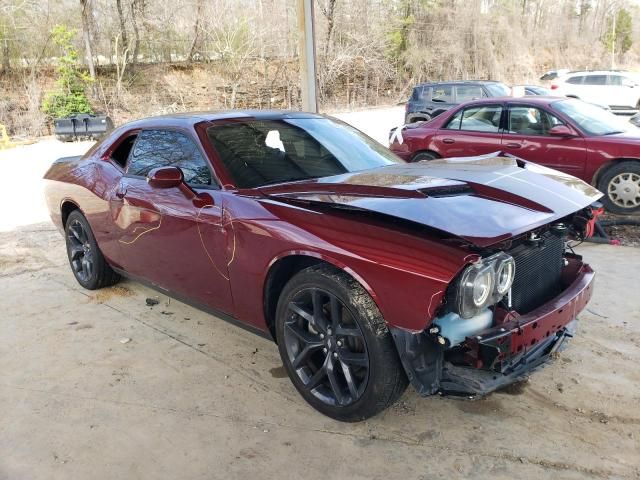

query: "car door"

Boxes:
[608, 74, 639, 109]
[111, 128, 234, 314]
[582, 74, 609, 105]
[429, 84, 456, 115]
[501, 103, 587, 177]
[434, 103, 504, 157]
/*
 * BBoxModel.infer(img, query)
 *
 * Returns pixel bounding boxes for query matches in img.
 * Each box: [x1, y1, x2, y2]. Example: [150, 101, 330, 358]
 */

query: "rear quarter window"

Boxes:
[411, 86, 431, 102]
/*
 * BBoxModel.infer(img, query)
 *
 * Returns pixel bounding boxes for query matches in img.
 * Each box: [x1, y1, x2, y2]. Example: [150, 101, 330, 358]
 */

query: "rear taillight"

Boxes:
[550, 84, 558, 90]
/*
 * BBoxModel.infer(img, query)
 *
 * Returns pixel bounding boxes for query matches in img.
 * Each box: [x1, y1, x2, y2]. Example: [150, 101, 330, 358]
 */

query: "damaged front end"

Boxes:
[391, 207, 597, 398]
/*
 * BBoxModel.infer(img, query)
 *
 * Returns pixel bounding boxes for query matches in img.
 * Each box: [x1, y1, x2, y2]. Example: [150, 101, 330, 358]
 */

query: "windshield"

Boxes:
[484, 82, 511, 96]
[206, 117, 403, 188]
[551, 99, 634, 136]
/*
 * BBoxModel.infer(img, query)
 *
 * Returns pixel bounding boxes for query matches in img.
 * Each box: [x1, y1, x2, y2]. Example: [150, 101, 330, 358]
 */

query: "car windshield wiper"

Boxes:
[602, 130, 625, 135]
[260, 176, 320, 187]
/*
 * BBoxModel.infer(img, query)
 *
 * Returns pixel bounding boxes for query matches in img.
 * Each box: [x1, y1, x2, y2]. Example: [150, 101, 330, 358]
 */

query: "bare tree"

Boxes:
[80, 0, 97, 94]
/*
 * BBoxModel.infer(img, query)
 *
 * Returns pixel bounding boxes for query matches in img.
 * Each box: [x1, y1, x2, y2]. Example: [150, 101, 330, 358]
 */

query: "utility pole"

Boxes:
[297, 0, 318, 113]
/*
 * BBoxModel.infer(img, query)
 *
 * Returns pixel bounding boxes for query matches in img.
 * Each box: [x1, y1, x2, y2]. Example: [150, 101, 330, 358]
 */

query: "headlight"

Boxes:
[451, 252, 515, 319]
[455, 263, 495, 318]
[493, 253, 515, 295]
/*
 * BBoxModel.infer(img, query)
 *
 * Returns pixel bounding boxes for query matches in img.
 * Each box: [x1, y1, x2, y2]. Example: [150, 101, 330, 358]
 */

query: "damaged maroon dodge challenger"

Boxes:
[44, 111, 602, 421]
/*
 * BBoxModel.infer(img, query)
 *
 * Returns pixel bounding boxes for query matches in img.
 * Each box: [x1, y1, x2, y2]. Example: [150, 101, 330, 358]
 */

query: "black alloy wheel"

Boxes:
[64, 210, 120, 290]
[275, 265, 407, 421]
[67, 218, 94, 284]
[283, 287, 369, 407]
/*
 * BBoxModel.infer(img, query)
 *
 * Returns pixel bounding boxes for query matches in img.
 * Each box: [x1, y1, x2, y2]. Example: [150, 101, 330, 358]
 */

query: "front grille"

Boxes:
[509, 232, 564, 314]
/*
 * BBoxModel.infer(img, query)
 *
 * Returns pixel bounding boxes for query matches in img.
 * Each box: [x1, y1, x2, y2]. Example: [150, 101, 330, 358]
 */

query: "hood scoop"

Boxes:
[419, 184, 473, 197]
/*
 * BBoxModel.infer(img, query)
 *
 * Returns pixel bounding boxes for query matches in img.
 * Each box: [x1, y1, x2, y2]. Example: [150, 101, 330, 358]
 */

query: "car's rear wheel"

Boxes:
[597, 161, 640, 214]
[275, 265, 407, 421]
[65, 210, 120, 289]
[412, 151, 439, 162]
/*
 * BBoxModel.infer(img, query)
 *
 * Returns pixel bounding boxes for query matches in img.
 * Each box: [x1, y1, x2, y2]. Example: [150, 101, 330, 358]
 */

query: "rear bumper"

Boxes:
[391, 259, 595, 397]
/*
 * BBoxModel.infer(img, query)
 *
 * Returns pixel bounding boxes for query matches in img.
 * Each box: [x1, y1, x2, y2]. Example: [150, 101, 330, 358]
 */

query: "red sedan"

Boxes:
[390, 96, 640, 214]
[44, 111, 600, 420]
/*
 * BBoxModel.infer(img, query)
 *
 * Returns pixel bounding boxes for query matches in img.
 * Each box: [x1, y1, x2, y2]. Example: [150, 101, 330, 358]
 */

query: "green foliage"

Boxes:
[386, 14, 415, 61]
[42, 25, 93, 119]
[603, 9, 633, 56]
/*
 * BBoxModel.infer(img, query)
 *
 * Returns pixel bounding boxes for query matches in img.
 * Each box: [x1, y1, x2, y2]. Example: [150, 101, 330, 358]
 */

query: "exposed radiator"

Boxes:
[508, 232, 564, 314]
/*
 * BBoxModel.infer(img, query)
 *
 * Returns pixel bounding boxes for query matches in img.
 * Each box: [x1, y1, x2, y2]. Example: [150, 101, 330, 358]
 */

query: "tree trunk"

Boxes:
[1, 37, 9, 74]
[116, 0, 129, 61]
[322, 0, 337, 57]
[188, 0, 204, 62]
[80, 0, 97, 95]
[130, 0, 141, 71]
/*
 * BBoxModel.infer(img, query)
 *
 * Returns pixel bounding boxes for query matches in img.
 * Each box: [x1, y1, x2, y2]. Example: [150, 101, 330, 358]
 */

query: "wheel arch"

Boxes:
[263, 252, 381, 342]
[60, 199, 82, 227]
[592, 158, 640, 186]
[411, 149, 441, 162]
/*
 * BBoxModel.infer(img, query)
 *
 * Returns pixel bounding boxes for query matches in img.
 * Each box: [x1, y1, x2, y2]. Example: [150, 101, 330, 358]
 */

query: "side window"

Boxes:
[444, 109, 463, 130]
[110, 134, 137, 168]
[584, 75, 607, 85]
[411, 86, 431, 101]
[566, 76, 584, 85]
[455, 85, 484, 102]
[459, 105, 502, 132]
[608, 75, 622, 86]
[127, 130, 212, 185]
[508, 106, 563, 136]
[432, 85, 453, 103]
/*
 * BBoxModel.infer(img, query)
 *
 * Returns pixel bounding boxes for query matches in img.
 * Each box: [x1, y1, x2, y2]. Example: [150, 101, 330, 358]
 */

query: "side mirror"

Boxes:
[147, 166, 183, 189]
[548, 125, 576, 137]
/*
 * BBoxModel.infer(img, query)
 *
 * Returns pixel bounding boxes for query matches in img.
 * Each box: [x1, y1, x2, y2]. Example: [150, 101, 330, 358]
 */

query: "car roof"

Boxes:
[413, 80, 503, 88]
[561, 70, 634, 77]
[120, 110, 324, 129]
[449, 95, 569, 107]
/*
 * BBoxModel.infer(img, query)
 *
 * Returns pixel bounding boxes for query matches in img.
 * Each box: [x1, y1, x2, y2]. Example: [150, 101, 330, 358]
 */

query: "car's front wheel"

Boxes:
[597, 161, 640, 214]
[412, 151, 439, 162]
[65, 210, 120, 289]
[275, 265, 407, 421]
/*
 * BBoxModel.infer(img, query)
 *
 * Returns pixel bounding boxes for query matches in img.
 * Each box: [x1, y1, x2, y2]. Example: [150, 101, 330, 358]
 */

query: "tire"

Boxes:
[65, 210, 120, 289]
[412, 151, 439, 162]
[275, 265, 408, 421]
[597, 161, 640, 215]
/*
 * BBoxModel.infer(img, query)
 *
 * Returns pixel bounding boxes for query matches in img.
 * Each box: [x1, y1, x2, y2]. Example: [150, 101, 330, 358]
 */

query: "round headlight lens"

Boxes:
[495, 257, 515, 295]
[472, 268, 493, 306]
[455, 263, 495, 318]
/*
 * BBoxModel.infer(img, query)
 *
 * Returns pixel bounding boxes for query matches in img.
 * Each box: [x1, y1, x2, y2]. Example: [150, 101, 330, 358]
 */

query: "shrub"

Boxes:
[41, 25, 93, 119]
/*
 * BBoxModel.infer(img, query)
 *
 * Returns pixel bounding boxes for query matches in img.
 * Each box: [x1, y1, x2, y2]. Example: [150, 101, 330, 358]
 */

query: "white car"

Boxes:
[551, 71, 640, 114]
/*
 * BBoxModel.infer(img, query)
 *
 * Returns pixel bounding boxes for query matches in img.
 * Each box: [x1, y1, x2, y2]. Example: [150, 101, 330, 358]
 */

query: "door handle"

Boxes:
[442, 138, 455, 144]
[505, 143, 521, 149]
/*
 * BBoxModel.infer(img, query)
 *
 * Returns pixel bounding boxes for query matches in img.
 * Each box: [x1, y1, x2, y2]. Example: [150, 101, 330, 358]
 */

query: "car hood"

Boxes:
[594, 130, 640, 143]
[258, 153, 603, 247]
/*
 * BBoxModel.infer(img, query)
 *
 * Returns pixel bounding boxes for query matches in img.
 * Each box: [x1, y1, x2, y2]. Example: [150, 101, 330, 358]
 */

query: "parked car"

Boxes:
[45, 111, 601, 421]
[550, 70, 640, 114]
[390, 96, 640, 214]
[405, 80, 511, 123]
[514, 85, 553, 96]
[540, 69, 570, 81]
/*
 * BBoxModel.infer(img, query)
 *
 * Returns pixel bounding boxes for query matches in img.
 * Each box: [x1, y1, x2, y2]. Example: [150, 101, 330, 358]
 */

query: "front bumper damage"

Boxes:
[391, 257, 595, 398]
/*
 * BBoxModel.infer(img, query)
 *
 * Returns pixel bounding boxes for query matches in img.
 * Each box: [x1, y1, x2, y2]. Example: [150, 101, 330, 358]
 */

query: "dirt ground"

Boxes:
[1, 110, 639, 479]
